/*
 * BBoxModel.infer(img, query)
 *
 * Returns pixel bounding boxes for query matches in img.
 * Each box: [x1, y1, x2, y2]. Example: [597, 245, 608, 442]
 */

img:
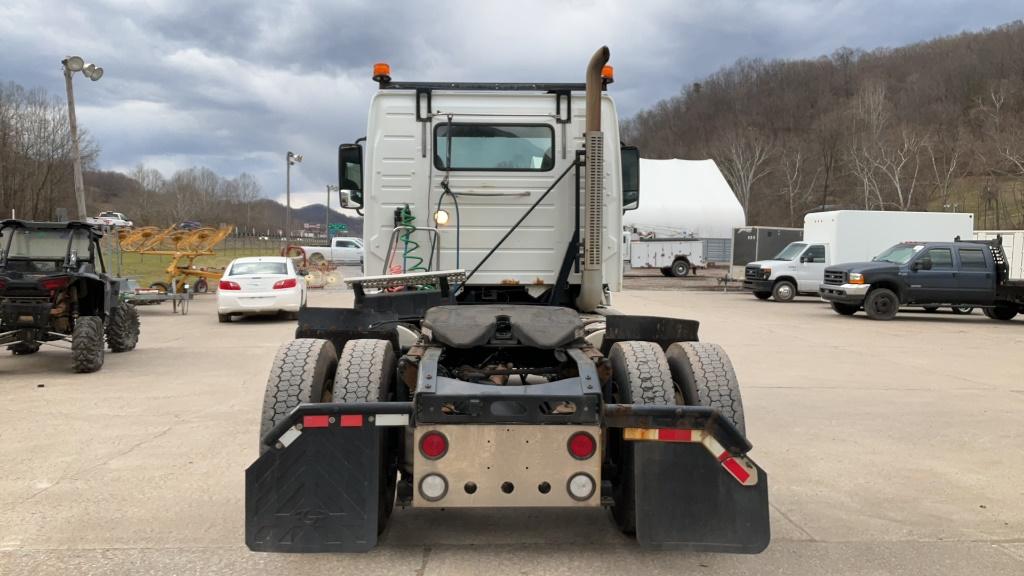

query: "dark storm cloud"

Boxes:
[1, 0, 1021, 207]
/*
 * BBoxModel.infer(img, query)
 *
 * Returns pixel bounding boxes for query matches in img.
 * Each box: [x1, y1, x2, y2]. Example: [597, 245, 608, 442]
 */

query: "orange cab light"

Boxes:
[601, 65, 614, 82]
[373, 62, 391, 81]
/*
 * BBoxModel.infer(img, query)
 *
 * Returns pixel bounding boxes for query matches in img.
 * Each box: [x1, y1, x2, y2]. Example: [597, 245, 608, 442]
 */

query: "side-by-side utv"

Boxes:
[245, 47, 770, 553]
[0, 220, 139, 372]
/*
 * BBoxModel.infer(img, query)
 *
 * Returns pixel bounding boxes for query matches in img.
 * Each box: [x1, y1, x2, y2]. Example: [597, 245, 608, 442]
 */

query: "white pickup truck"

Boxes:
[300, 236, 364, 265]
[86, 211, 133, 228]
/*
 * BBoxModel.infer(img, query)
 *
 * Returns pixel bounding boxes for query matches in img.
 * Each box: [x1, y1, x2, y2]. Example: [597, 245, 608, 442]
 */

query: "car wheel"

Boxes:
[864, 288, 899, 320]
[983, 304, 1018, 321]
[218, 313, 232, 323]
[772, 280, 796, 302]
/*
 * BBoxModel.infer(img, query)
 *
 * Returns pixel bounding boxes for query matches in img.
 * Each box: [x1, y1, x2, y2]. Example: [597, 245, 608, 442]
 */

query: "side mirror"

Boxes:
[799, 255, 809, 263]
[338, 143, 363, 208]
[620, 145, 640, 211]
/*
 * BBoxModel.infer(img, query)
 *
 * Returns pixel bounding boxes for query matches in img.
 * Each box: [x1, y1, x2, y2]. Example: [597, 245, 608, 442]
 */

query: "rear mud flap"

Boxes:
[633, 442, 770, 553]
[245, 423, 382, 552]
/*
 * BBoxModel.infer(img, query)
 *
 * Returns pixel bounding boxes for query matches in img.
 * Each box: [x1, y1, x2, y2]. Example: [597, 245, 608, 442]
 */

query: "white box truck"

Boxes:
[742, 210, 974, 301]
[974, 230, 1024, 280]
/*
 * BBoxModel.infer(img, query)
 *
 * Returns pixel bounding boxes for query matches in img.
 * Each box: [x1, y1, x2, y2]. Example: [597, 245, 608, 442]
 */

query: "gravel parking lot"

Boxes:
[1, 285, 1022, 575]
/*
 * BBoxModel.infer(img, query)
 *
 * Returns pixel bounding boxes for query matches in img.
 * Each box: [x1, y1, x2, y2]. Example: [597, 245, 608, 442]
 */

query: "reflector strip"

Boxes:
[278, 426, 301, 448]
[658, 428, 693, 442]
[721, 457, 752, 484]
[374, 414, 410, 427]
[302, 415, 330, 428]
[622, 426, 759, 486]
[339, 414, 364, 428]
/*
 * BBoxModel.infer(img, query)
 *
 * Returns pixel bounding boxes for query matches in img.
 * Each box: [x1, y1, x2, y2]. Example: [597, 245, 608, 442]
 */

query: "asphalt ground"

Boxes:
[1, 277, 1022, 575]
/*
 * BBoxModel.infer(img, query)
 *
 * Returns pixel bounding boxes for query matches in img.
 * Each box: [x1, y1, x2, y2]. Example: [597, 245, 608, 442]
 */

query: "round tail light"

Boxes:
[568, 431, 596, 460]
[419, 431, 448, 460]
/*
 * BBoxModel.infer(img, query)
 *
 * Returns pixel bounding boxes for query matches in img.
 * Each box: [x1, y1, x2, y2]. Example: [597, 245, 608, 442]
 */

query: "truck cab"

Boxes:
[820, 239, 1024, 320]
[743, 241, 828, 301]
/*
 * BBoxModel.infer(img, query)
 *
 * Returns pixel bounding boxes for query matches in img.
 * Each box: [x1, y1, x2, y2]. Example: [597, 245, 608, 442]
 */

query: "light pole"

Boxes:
[326, 184, 339, 239]
[61, 56, 103, 220]
[285, 151, 302, 239]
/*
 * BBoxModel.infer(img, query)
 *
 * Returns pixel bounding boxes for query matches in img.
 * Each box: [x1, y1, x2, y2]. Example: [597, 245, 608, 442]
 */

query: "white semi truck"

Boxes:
[244, 48, 769, 554]
[743, 210, 975, 301]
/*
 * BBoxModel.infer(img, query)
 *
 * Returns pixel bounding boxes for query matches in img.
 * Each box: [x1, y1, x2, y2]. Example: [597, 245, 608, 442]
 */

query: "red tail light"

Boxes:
[39, 276, 70, 291]
[273, 278, 297, 289]
[419, 431, 448, 460]
[219, 280, 241, 290]
[568, 432, 597, 460]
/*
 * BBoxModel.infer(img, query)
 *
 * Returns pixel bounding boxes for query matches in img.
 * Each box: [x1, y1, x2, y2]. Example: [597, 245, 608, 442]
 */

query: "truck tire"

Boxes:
[831, 302, 859, 316]
[670, 259, 691, 277]
[753, 291, 771, 300]
[608, 341, 675, 535]
[258, 339, 337, 454]
[332, 339, 398, 533]
[105, 303, 140, 352]
[950, 305, 974, 315]
[665, 342, 746, 435]
[71, 316, 105, 373]
[864, 288, 899, 320]
[772, 280, 796, 302]
[983, 305, 1018, 321]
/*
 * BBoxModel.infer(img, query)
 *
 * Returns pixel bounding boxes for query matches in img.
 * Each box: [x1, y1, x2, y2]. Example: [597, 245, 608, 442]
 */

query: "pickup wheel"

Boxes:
[772, 280, 796, 302]
[608, 341, 675, 535]
[666, 342, 746, 435]
[259, 339, 337, 454]
[308, 252, 326, 265]
[670, 259, 691, 277]
[950, 305, 974, 315]
[831, 302, 859, 316]
[983, 305, 1018, 321]
[753, 291, 771, 300]
[71, 316, 105, 373]
[332, 339, 398, 533]
[864, 288, 899, 320]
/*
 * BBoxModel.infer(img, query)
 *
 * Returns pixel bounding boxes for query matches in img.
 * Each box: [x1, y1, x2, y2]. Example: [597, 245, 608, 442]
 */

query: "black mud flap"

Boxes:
[245, 422, 382, 552]
[633, 442, 770, 553]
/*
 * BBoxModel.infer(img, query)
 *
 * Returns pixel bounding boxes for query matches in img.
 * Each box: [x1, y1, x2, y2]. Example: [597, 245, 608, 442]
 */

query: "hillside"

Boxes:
[624, 21, 1024, 228]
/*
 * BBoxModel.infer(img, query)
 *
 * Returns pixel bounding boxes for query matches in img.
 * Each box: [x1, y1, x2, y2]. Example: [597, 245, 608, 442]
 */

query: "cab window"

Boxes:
[924, 248, 953, 269]
[958, 248, 987, 270]
[434, 124, 554, 172]
[803, 245, 826, 263]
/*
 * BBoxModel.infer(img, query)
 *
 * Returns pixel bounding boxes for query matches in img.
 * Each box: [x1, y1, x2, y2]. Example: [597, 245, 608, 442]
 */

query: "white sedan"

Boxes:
[217, 257, 307, 323]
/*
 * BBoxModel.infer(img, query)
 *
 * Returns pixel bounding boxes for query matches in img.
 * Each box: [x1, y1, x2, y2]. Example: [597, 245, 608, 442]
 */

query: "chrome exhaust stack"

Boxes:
[576, 46, 609, 313]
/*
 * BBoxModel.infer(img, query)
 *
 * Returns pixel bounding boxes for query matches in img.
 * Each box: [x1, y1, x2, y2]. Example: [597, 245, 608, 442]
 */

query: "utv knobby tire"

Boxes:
[10, 342, 40, 355]
[72, 316, 105, 373]
[332, 339, 398, 533]
[666, 342, 746, 435]
[106, 303, 140, 352]
[258, 339, 337, 454]
[608, 341, 675, 536]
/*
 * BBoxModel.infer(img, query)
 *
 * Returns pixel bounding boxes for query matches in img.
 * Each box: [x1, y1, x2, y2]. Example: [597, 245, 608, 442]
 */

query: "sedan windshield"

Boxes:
[772, 243, 807, 261]
[229, 261, 288, 276]
[874, 244, 923, 264]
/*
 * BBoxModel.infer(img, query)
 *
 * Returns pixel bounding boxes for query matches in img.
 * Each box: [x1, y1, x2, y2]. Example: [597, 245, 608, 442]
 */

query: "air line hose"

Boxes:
[398, 204, 426, 273]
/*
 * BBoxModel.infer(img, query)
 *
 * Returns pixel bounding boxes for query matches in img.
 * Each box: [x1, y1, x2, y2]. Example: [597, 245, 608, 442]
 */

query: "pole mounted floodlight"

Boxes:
[285, 151, 303, 239]
[61, 55, 103, 220]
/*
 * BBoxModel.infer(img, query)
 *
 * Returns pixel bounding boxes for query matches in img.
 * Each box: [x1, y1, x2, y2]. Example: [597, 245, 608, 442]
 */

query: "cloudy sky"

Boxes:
[1, 0, 1020, 208]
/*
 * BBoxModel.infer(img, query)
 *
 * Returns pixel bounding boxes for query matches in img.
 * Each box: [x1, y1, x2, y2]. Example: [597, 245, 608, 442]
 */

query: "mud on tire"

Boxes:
[72, 316, 105, 373]
[106, 303, 140, 352]
[259, 339, 337, 454]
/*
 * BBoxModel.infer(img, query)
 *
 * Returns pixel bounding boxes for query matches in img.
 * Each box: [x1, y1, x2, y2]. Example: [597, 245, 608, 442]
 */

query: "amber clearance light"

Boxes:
[372, 62, 391, 83]
[601, 65, 614, 84]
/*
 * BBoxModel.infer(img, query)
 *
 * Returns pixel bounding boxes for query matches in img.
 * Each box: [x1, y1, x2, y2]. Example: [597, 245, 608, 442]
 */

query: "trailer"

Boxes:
[244, 48, 769, 554]
[730, 226, 802, 279]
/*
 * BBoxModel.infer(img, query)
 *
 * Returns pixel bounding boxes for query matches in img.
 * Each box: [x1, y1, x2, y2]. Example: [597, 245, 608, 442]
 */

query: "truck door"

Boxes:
[909, 247, 957, 302]
[796, 244, 827, 292]
[955, 246, 992, 304]
[333, 238, 360, 264]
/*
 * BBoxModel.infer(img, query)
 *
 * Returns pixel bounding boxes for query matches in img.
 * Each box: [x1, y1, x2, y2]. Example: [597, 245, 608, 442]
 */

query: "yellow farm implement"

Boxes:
[118, 225, 235, 293]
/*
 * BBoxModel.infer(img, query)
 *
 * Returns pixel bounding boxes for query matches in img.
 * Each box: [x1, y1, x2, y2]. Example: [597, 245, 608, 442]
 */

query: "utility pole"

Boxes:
[61, 56, 103, 220]
[286, 151, 302, 240]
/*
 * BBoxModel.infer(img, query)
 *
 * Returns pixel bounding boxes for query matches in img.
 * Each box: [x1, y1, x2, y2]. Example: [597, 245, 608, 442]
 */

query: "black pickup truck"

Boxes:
[819, 237, 1024, 321]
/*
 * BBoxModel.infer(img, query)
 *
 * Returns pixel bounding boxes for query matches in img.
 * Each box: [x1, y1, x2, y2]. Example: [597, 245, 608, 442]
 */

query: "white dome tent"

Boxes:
[624, 159, 745, 240]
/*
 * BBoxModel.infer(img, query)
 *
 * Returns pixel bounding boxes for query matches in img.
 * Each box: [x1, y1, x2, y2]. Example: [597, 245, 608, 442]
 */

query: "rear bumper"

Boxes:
[818, 283, 869, 304]
[217, 289, 301, 314]
[246, 400, 769, 554]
